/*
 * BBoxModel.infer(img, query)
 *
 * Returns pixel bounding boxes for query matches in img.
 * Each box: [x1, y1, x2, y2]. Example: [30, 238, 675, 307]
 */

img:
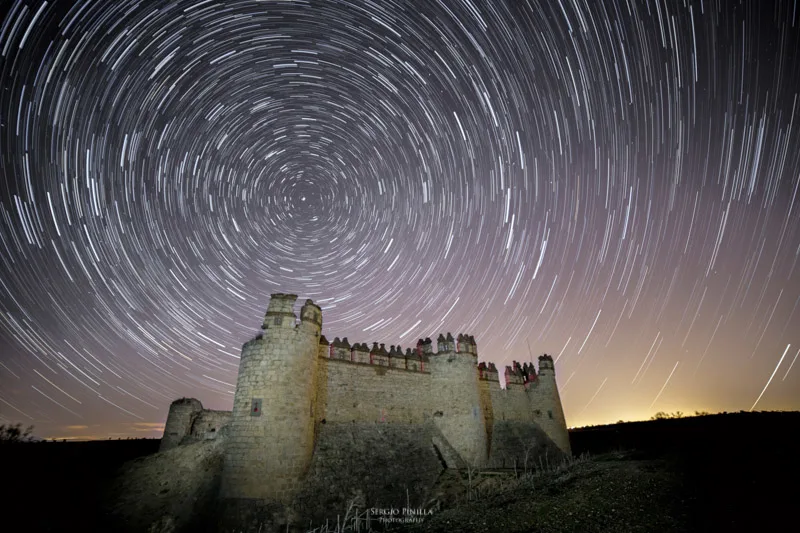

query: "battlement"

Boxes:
[315, 331, 480, 376]
[240, 296, 556, 392]
[434, 332, 477, 354]
[500, 356, 558, 389]
[504, 360, 538, 386]
[478, 361, 500, 381]
[538, 353, 555, 373]
[260, 294, 322, 334]
[261, 293, 297, 329]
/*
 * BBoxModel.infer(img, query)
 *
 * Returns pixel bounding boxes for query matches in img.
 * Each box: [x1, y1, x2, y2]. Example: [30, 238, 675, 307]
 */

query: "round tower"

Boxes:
[429, 332, 488, 467]
[160, 397, 203, 452]
[531, 354, 572, 455]
[220, 294, 322, 503]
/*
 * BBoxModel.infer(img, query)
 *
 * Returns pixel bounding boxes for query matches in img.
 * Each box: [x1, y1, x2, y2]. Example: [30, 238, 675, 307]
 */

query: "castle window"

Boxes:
[548, 410, 553, 419]
[274, 317, 282, 326]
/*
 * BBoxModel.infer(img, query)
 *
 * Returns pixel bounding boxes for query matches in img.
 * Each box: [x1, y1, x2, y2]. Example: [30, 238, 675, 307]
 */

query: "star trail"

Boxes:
[0, 0, 799, 440]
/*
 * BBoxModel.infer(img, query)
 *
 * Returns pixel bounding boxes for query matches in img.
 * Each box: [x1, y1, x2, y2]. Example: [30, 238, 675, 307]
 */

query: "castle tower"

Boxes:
[530, 354, 571, 455]
[160, 397, 203, 452]
[429, 332, 488, 467]
[220, 294, 322, 503]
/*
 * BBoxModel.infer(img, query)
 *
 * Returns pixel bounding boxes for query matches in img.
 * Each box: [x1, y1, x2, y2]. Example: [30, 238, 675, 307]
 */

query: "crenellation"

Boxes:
[388, 345, 405, 368]
[405, 347, 427, 372]
[369, 342, 389, 366]
[538, 353, 556, 373]
[329, 337, 351, 360]
[436, 332, 458, 353]
[417, 337, 434, 355]
[300, 299, 322, 328]
[478, 361, 500, 381]
[261, 293, 298, 330]
[436, 333, 446, 352]
[457, 333, 474, 354]
[504, 363, 525, 385]
[350, 342, 370, 364]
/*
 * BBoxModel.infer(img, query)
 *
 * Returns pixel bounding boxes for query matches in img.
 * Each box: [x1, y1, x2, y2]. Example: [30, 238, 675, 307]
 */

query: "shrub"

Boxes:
[0, 423, 35, 443]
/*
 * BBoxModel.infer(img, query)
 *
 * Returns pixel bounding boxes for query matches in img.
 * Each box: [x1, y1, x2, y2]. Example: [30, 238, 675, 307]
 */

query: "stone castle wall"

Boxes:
[160, 400, 231, 452]
[189, 410, 231, 441]
[163, 353, 569, 460]
[163, 345, 570, 462]
[315, 357, 432, 424]
[527, 359, 572, 453]
[311, 352, 569, 455]
[163, 294, 571, 517]
[481, 376, 569, 468]
[429, 350, 488, 467]
[220, 296, 321, 503]
[292, 422, 446, 524]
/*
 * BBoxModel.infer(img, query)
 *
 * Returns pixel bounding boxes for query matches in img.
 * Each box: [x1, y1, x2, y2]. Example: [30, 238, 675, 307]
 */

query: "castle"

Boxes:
[159, 293, 570, 523]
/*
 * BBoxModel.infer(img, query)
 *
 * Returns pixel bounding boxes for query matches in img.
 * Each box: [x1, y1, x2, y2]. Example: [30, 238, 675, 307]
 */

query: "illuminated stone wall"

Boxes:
[164, 294, 572, 509]
[219, 295, 321, 503]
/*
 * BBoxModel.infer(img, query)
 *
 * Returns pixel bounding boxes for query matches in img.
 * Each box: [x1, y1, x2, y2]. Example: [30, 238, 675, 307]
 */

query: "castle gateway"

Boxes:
[160, 293, 571, 517]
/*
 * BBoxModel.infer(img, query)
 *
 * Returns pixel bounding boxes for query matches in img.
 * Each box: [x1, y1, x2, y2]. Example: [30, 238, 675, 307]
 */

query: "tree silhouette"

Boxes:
[651, 411, 692, 420]
[0, 423, 35, 443]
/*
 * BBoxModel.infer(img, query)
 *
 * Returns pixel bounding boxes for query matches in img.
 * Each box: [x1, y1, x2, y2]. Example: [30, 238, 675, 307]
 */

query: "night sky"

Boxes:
[0, 0, 798, 441]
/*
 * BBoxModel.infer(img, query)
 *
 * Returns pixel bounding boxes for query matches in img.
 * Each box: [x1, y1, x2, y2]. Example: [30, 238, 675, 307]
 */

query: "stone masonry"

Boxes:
[160, 293, 572, 515]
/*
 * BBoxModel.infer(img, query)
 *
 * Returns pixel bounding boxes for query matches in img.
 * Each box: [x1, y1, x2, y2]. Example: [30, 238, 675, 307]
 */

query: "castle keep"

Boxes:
[160, 293, 571, 519]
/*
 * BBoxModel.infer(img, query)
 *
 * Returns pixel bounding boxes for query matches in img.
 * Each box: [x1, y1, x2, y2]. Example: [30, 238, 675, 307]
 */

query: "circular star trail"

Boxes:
[1, 0, 799, 438]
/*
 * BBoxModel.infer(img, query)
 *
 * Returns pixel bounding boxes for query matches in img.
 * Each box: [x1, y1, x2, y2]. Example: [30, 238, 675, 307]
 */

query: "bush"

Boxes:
[0, 423, 35, 443]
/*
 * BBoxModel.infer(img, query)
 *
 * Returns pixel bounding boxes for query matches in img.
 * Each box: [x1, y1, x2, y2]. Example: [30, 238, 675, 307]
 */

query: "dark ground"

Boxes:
[569, 411, 800, 533]
[1, 438, 161, 532]
[406, 411, 800, 533]
[2, 411, 798, 532]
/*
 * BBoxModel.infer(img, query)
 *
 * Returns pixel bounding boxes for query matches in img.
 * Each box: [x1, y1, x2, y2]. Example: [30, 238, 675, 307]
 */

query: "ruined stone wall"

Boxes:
[315, 357, 431, 424]
[189, 410, 231, 441]
[160, 398, 204, 452]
